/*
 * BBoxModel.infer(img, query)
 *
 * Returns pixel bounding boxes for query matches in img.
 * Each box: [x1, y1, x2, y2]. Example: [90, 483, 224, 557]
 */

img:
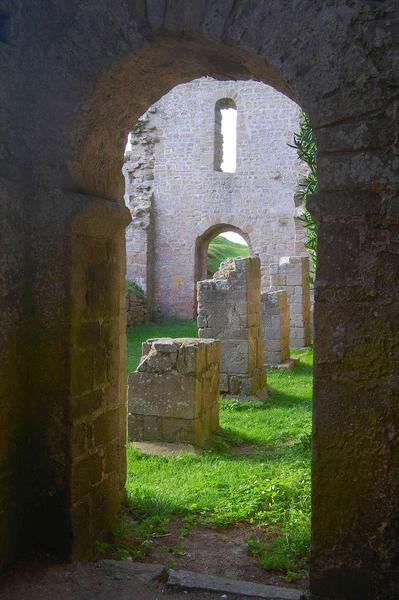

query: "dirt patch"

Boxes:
[146, 519, 307, 591]
[0, 555, 254, 600]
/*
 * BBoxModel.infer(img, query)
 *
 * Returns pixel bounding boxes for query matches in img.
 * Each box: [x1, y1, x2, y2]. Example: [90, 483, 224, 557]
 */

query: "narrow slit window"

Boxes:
[214, 99, 237, 173]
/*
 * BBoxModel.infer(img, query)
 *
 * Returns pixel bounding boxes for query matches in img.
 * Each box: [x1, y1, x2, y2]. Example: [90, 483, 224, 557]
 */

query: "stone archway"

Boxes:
[194, 223, 251, 316]
[2, 3, 398, 598]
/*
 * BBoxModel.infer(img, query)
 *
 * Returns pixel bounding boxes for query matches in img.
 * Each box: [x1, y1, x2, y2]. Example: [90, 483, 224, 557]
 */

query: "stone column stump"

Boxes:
[261, 290, 297, 369]
[197, 256, 266, 399]
[128, 337, 220, 447]
[269, 256, 311, 348]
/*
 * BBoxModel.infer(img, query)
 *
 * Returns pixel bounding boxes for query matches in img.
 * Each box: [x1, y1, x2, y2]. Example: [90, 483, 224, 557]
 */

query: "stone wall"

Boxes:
[197, 257, 265, 398]
[69, 201, 130, 559]
[270, 256, 311, 348]
[124, 78, 306, 320]
[126, 290, 147, 327]
[123, 112, 158, 304]
[262, 290, 290, 367]
[128, 338, 220, 447]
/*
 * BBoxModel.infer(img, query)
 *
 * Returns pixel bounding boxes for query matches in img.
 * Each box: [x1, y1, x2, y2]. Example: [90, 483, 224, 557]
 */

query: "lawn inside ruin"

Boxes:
[123, 320, 312, 581]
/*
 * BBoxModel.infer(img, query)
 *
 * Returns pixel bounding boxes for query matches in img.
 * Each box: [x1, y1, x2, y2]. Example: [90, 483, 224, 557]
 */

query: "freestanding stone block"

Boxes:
[269, 256, 311, 348]
[261, 290, 296, 368]
[128, 338, 220, 447]
[197, 257, 265, 398]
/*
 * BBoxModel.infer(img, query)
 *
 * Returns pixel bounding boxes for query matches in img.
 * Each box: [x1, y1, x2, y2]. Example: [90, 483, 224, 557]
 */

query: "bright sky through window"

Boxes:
[220, 107, 237, 173]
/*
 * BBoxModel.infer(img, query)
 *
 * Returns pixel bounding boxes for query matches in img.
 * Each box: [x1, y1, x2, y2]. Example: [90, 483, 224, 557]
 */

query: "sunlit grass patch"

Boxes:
[125, 321, 312, 579]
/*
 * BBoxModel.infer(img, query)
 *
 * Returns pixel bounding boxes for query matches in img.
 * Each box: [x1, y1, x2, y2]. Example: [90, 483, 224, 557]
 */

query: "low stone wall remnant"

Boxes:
[126, 289, 147, 326]
[197, 256, 265, 399]
[269, 256, 311, 348]
[128, 337, 220, 447]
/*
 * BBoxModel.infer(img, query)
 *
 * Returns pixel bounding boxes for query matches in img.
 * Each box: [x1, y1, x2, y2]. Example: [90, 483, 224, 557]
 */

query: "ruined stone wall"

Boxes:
[123, 113, 158, 297]
[197, 257, 264, 398]
[124, 78, 304, 319]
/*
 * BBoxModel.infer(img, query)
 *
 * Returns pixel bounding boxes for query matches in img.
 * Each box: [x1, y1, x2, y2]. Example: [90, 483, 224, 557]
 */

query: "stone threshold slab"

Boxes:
[102, 560, 305, 599]
[167, 568, 304, 599]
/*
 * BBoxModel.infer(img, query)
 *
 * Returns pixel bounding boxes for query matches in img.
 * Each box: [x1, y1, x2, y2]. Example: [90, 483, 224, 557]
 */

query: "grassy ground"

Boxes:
[207, 235, 249, 276]
[122, 320, 312, 581]
[126, 319, 197, 375]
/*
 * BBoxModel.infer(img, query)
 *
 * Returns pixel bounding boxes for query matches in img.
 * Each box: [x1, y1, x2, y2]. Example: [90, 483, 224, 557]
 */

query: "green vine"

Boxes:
[291, 112, 317, 281]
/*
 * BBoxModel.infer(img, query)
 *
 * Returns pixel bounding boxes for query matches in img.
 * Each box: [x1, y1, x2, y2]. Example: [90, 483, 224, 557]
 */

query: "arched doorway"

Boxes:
[194, 223, 251, 316]
[3, 5, 397, 598]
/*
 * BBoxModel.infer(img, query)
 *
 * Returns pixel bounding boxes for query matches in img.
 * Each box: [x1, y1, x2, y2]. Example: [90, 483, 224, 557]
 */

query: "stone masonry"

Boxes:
[197, 257, 265, 398]
[124, 112, 158, 300]
[128, 338, 220, 447]
[270, 257, 311, 348]
[261, 290, 291, 368]
[123, 78, 308, 320]
[126, 289, 147, 327]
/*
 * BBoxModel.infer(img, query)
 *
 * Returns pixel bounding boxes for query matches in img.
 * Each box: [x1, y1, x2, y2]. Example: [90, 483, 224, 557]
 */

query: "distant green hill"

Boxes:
[207, 235, 250, 276]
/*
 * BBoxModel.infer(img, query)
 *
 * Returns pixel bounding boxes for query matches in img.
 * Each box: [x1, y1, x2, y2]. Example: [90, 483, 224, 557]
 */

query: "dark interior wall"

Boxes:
[0, 179, 29, 565]
[0, 2, 398, 599]
[0, 0, 37, 563]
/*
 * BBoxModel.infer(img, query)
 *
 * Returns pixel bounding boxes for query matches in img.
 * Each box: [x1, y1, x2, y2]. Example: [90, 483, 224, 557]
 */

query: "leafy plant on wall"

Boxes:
[291, 112, 317, 281]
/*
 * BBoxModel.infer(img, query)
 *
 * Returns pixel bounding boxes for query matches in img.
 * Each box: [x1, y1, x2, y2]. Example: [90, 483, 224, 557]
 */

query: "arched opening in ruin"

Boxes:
[207, 231, 250, 277]
[4, 6, 394, 598]
[194, 223, 252, 315]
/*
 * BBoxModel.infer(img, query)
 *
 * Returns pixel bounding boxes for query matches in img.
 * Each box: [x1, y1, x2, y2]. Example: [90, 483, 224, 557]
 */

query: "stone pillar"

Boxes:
[197, 257, 265, 398]
[128, 338, 220, 447]
[269, 256, 311, 348]
[69, 198, 131, 559]
[309, 188, 399, 599]
[262, 290, 295, 368]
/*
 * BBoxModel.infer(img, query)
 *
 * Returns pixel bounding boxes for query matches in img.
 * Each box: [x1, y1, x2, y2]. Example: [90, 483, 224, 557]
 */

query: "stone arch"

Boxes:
[2, 3, 398, 598]
[194, 223, 251, 315]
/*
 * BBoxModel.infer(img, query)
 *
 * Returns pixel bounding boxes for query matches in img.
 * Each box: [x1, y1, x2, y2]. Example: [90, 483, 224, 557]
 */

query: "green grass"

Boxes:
[125, 320, 312, 579]
[207, 235, 250, 276]
[125, 279, 145, 297]
[126, 319, 197, 375]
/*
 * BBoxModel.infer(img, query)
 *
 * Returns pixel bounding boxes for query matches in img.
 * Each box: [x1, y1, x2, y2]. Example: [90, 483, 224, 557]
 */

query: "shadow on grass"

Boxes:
[210, 427, 311, 463]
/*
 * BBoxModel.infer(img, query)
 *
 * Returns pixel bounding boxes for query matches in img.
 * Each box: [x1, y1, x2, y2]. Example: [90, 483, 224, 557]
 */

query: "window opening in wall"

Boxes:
[214, 98, 237, 173]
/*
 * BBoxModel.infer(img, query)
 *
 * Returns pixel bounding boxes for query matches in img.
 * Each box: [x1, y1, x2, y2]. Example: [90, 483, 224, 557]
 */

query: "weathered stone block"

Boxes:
[262, 290, 291, 367]
[128, 338, 220, 446]
[269, 256, 311, 348]
[198, 257, 266, 398]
